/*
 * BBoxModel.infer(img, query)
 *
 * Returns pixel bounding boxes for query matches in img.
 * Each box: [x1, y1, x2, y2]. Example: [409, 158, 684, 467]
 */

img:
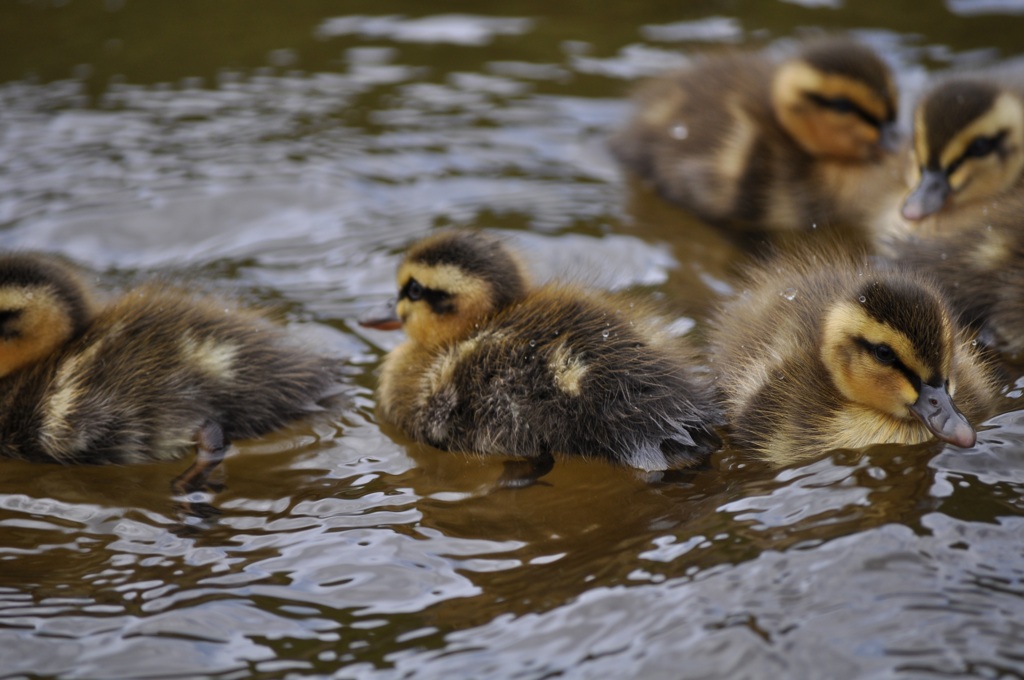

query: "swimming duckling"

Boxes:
[709, 248, 997, 466]
[900, 78, 1024, 226]
[0, 253, 342, 493]
[894, 194, 1024, 355]
[610, 38, 901, 233]
[359, 230, 722, 485]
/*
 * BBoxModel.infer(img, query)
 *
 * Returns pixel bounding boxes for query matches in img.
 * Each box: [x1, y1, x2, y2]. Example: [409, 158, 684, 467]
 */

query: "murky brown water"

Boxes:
[3, 1, 1024, 678]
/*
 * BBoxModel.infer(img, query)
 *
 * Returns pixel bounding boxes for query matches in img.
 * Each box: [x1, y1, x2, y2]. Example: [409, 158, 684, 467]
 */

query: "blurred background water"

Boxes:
[3, 1, 1024, 678]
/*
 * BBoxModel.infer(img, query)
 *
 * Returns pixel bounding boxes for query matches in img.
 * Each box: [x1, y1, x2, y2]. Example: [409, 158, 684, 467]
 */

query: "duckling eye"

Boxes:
[828, 97, 855, 114]
[873, 343, 896, 366]
[964, 134, 1001, 159]
[406, 280, 424, 302]
[805, 92, 880, 128]
[0, 309, 23, 340]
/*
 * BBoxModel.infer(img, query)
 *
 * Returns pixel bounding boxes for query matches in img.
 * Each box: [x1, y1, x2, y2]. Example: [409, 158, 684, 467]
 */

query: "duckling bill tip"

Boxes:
[901, 169, 950, 221]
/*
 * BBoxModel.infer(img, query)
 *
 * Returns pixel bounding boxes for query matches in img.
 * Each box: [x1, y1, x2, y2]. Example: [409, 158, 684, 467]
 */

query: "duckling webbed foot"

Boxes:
[496, 449, 555, 489]
[171, 420, 230, 496]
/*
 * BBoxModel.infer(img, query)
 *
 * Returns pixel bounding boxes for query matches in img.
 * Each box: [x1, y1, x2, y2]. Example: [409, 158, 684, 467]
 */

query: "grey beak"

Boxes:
[909, 382, 976, 448]
[901, 168, 950, 221]
[358, 297, 402, 331]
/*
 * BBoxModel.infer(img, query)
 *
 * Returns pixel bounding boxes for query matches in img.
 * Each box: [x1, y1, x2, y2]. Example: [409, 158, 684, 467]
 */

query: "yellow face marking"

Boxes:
[821, 302, 950, 420]
[939, 93, 1023, 169]
[394, 261, 495, 349]
[810, 70, 890, 123]
[773, 60, 890, 160]
[0, 286, 76, 378]
[549, 342, 588, 396]
[939, 92, 1024, 202]
[398, 262, 480, 299]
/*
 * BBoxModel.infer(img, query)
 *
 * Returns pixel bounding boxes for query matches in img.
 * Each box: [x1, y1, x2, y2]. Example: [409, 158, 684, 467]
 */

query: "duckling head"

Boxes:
[0, 254, 94, 378]
[902, 79, 1024, 220]
[360, 231, 528, 350]
[772, 40, 898, 161]
[820, 277, 976, 448]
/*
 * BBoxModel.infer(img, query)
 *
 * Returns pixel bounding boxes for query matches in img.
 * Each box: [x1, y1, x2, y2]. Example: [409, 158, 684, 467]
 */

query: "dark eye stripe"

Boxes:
[399, 278, 453, 315]
[803, 92, 884, 129]
[854, 337, 923, 391]
[945, 130, 1007, 175]
[399, 278, 424, 301]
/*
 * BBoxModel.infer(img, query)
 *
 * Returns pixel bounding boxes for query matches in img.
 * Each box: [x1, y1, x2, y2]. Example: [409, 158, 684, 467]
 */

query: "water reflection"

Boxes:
[2, 1, 1024, 678]
[376, 514, 1024, 679]
[315, 14, 534, 46]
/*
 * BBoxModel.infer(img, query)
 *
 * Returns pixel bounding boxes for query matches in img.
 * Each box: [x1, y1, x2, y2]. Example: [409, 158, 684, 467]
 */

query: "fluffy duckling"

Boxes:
[0, 253, 342, 493]
[359, 230, 722, 484]
[710, 248, 997, 466]
[900, 78, 1024, 226]
[610, 38, 901, 233]
[894, 194, 1024, 354]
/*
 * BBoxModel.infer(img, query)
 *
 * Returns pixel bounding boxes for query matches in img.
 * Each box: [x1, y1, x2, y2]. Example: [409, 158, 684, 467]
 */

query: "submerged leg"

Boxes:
[171, 420, 230, 496]
[497, 448, 555, 489]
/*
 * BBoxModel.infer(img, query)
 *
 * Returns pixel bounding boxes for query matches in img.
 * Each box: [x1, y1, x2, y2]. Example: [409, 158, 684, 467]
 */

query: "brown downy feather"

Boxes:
[709, 245, 998, 466]
[610, 38, 902, 234]
[880, 77, 1024, 242]
[0, 255, 343, 473]
[365, 231, 722, 477]
[893, 193, 1024, 355]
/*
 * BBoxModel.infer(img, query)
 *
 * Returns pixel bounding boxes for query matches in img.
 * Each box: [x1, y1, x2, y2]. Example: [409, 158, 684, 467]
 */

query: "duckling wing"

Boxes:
[419, 296, 722, 471]
[583, 352, 722, 470]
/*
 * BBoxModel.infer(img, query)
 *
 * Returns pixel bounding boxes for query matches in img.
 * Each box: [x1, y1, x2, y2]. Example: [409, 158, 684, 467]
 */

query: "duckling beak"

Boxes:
[910, 383, 976, 448]
[358, 298, 402, 331]
[901, 169, 950, 221]
[878, 122, 901, 154]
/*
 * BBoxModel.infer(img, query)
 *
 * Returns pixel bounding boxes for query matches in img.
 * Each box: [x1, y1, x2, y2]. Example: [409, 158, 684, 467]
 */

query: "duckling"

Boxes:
[359, 230, 722, 485]
[894, 193, 1024, 354]
[610, 38, 902, 233]
[0, 253, 342, 493]
[709, 247, 997, 466]
[900, 78, 1024, 226]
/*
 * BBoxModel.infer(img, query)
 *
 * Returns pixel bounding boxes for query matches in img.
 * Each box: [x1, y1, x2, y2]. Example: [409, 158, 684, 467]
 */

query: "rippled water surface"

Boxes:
[4, 1, 1024, 678]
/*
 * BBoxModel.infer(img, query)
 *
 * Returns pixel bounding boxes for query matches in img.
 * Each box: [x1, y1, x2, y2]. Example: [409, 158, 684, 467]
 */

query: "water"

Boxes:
[3, 1, 1024, 678]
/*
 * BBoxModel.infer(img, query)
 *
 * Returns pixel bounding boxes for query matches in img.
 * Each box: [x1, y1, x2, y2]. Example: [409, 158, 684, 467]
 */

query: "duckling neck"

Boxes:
[408, 322, 482, 354]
